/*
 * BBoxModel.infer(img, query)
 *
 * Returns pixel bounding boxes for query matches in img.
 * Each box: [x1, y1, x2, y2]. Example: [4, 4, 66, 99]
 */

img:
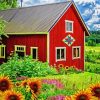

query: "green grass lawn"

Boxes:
[41, 72, 100, 90]
[37, 72, 100, 99]
[85, 46, 100, 52]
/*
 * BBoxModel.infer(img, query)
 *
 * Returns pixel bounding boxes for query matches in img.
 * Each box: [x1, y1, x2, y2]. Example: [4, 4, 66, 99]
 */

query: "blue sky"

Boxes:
[18, 0, 100, 31]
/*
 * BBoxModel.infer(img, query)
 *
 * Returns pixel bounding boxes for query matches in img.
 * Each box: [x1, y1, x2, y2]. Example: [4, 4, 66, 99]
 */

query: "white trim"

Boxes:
[65, 20, 74, 33]
[55, 47, 66, 62]
[14, 45, 26, 56]
[84, 31, 85, 70]
[7, 32, 49, 35]
[0, 45, 6, 58]
[72, 46, 81, 59]
[47, 33, 50, 63]
[30, 47, 38, 60]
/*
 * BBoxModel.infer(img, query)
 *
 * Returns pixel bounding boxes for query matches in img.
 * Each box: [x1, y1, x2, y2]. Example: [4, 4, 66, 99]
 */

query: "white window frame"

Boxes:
[0, 45, 5, 58]
[15, 45, 26, 56]
[72, 46, 81, 59]
[56, 47, 66, 62]
[31, 47, 38, 60]
[65, 20, 74, 33]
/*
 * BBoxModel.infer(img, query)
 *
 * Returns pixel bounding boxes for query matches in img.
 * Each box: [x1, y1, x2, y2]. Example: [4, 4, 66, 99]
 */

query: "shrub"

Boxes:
[85, 62, 100, 74]
[0, 54, 58, 81]
[87, 40, 96, 46]
[85, 50, 97, 63]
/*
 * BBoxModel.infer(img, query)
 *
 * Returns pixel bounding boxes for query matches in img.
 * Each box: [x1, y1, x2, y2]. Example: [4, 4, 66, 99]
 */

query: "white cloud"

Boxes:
[94, 4, 100, 15]
[93, 24, 100, 30]
[39, 0, 56, 3]
[74, 0, 95, 4]
[82, 9, 93, 17]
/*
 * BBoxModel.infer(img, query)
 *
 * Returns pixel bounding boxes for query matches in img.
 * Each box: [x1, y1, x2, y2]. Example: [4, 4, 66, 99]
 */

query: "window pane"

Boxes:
[67, 22, 72, 31]
[32, 49, 37, 59]
[61, 49, 64, 59]
[1, 47, 4, 56]
[73, 48, 76, 57]
[57, 49, 60, 60]
[77, 48, 79, 57]
[69, 23, 72, 31]
[16, 51, 24, 57]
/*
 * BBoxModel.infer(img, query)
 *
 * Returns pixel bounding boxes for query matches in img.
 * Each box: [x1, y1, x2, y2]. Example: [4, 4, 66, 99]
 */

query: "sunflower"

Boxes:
[15, 82, 21, 87]
[0, 91, 3, 99]
[27, 79, 41, 94]
[64, 96, 72, 100]
[21, 80, 28, 87]
[90, 83, 100, 98]
[4, 90, 24, 100]
[0, 76, 13, 92]
[73, 90, 92, 100]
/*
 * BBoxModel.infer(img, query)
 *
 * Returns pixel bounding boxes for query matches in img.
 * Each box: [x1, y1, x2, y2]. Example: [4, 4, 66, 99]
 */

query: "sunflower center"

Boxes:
[0, 80, 9, 91]
[31, 84, 38, 93]
[8, 95, 19, 100]
[93, 87, 100, 97]
[78, 95, 88, 100]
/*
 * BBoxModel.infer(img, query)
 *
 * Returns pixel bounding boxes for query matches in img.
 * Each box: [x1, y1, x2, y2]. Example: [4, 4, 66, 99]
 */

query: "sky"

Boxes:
[18, 0, 100, 31]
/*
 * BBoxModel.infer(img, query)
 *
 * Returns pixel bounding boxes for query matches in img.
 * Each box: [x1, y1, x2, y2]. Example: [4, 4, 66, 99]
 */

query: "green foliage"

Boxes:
[87, 40, 96, 46]
[85, 45, 100, 74]
[85, 62, 100, 74]
[0, 18, 7, 36]
[14, 86, 32, 100]
[0, 54, 58, 81]
[0, 0, 17, 10]
[85, 50, 97, 63]
[38, 84, 74, 99]
[38, 72, 100, 99]
[85, 31, 100, 45]
[59, 66, 82, 75]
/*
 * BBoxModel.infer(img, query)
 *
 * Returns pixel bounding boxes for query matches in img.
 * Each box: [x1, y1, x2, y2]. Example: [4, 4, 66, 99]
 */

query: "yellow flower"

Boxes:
[89, 83, 100, 98]
[27, 78, 41, 94]
[21, 80, 27, 87]
[73, 90, 93, 100]
[64, 96, 72, 100]
[4, 90, 24, 100]
[0, 76, 13, 92]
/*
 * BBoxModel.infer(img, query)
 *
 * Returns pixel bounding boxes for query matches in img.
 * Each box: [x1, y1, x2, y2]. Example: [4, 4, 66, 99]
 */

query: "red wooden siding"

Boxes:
[49, 4, 85, 70]
[5, 35, 47, 62]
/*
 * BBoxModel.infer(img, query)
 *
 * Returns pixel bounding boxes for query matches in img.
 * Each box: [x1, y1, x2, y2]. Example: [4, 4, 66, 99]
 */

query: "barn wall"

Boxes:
[5, 34, 47, 62]
[49, 4, 85, 70]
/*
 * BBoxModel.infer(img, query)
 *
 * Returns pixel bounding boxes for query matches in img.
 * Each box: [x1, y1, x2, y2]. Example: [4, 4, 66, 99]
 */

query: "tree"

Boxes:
[0, 0, 18, 43]
[0, 0, 17, 10]
[0, 18, 7, 43]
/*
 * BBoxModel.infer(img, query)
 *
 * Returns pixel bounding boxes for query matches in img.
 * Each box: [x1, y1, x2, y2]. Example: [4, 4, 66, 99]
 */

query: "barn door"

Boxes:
[31, 47, 38, 59]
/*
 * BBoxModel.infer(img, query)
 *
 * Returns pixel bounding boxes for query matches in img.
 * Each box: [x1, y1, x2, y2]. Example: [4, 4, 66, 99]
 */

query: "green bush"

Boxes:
[85, 62, 100, 74]
[85, 50, 97, 63]
[87, 40, 96, 46]
[0, 54, 58, 81]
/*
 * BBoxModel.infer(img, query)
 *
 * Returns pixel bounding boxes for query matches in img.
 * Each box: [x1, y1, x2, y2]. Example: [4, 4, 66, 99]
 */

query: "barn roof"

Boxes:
[0, 1, 90, 36]
[0, 1, 71, 33]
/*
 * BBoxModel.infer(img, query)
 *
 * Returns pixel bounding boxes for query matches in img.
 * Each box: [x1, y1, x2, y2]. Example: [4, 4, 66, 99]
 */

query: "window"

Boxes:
[31, 47, 38, 59]
[15, 45, 26, 57]
[0, 45, 5, 58]
[72, 46, 81, 59]
[65, 20, 73, 33]
[56, 47, 66, 61]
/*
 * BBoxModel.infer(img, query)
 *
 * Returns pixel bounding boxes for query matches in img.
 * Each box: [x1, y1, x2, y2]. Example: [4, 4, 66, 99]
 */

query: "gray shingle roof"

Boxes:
[0, 1, 71, 34]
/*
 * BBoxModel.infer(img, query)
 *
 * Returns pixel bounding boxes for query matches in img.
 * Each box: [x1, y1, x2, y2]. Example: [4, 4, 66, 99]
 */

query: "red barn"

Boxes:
[0, 1, 89, 70]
